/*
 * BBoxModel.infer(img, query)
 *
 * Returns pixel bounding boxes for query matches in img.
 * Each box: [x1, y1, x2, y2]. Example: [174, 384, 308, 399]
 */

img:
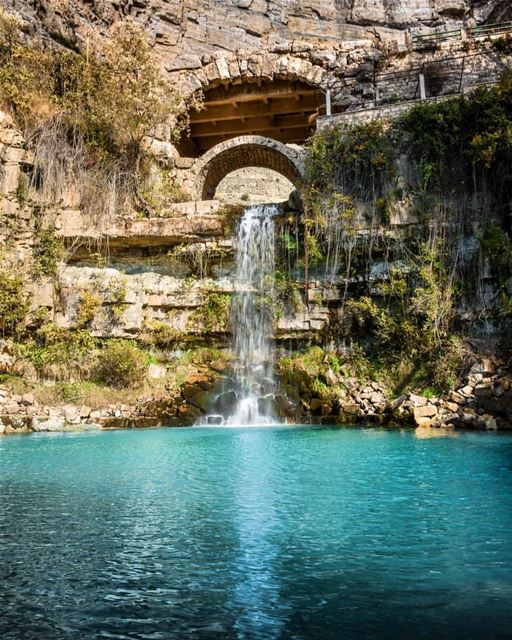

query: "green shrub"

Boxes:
[32, 223, 65, 279]
[0, 271, 28, 336]
[141, 320, 182, 350]
[94, 339, 149, 388]
[23, 324, 97, 380]
[190, 289, 231, 333]
[107, 280, 128, 322]
[75, 290, 102, 328]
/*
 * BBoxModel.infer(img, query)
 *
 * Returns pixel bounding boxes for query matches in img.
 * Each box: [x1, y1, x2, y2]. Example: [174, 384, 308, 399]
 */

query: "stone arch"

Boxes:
[191, 135, 304, 200]
[176, 51, 342, 105]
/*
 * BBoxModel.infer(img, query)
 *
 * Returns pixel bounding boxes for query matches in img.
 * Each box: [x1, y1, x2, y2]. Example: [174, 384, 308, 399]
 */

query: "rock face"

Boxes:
[7, 1, 504, 65]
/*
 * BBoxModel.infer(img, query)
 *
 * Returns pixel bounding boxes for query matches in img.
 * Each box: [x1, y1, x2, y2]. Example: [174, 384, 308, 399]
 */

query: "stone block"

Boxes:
[414, 405, 437, 421]
[79, 405, 92, 419]
[32, 417, 65, 432]
[409, 394, 427, 407]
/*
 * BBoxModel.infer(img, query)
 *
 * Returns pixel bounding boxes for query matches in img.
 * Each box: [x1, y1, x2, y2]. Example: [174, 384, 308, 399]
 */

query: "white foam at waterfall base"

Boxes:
[223, 204, 280, 426]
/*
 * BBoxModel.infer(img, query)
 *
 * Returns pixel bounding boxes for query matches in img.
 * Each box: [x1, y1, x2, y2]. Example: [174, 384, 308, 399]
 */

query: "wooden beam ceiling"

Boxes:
[190, 113, 318, 138]
[190, 95, 320, 124]
[189, 80, 323, 152]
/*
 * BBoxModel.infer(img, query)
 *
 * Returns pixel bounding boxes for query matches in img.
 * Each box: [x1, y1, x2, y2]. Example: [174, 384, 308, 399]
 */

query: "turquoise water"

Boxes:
[1, 427, 512, 640]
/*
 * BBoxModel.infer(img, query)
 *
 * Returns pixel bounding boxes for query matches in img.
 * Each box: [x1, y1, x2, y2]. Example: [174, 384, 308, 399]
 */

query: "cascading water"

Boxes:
[225, 204, 278, 425]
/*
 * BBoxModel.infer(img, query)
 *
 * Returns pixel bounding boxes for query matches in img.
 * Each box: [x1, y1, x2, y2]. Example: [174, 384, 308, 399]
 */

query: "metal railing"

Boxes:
[412, 28, 461, 48]
[469, 21, 512, 38]
[412, 20, 512, 50]
[329, 52, 506, 116]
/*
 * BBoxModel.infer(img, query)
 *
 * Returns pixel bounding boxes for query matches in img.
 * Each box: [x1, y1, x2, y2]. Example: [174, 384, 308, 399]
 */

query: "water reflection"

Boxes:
[228, 429, 290, 638]
[415, 426, 459, 439]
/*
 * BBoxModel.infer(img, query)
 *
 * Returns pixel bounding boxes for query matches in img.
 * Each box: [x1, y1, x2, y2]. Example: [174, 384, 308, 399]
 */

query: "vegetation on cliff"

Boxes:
[0, 8, 193, 219]
[299, 77, 512, 394]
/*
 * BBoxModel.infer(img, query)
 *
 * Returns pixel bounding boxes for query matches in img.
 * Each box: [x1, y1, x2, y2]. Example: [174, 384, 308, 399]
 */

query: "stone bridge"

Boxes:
[182, 136, 305, 200]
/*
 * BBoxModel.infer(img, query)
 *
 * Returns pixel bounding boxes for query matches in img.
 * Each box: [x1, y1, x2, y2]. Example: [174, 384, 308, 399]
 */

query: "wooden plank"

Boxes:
[201, 81, 320, 107]
[190, 113, 317, 137]
[190, 95, 321, 124]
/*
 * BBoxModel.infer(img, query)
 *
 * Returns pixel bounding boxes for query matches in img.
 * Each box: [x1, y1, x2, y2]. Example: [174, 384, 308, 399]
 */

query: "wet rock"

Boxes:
[178, 403, 202, 419]
[414, 404, 437, 418]
[473, 384, 493, 398]
[215, 390, 237, 414]
[186, 389, 211, 413]
[485, 417, 498, 430]
[413, 404, 437, 427]
[257, 395, 279, 417]
[274, 394, 296, 418]
[310, 398, 332, 416]
[479, 393, 512, 418]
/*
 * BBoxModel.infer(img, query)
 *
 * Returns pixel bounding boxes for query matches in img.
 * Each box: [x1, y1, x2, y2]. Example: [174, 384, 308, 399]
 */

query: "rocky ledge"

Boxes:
[288, 356, 512, 431]
[0, 356, 510, 434]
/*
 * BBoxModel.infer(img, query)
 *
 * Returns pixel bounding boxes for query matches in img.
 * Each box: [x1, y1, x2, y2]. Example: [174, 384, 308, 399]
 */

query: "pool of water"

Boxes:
[1, 426, 511, 640]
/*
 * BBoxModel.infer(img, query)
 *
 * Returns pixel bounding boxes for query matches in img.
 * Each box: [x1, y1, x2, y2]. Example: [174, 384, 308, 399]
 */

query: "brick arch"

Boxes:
[192, 136, 304, 200]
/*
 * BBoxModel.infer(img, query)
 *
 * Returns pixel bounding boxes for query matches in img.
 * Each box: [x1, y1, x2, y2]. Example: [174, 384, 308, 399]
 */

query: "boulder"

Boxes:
[63, 405, 79, 423]
[215, 390, 237, 414]
[409, 394, 427, 407]
[339, 402, 360, 416]
[210, 359, 228, 373]
[32, 417, 65, 432]
[413, 404, 437, 427]
[79, 405, 92, 419]
[182, 386, 211, 413]
[257, 396, 279, 417]
[324, 368, 338, 387]
[473, 384, 493, 398]
[414, 404, 437, 419]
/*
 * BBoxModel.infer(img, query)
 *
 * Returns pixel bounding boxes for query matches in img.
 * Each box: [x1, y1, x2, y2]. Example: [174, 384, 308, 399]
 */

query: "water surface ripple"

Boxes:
[1, 426, 511, 639]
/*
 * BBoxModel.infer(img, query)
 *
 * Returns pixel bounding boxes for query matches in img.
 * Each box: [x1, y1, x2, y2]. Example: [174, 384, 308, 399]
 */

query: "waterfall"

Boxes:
[226, 204, 278, 425]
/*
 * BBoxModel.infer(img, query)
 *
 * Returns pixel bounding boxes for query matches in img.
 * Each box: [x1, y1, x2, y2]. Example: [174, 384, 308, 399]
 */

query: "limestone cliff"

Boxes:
[4, 0, 508, 64]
